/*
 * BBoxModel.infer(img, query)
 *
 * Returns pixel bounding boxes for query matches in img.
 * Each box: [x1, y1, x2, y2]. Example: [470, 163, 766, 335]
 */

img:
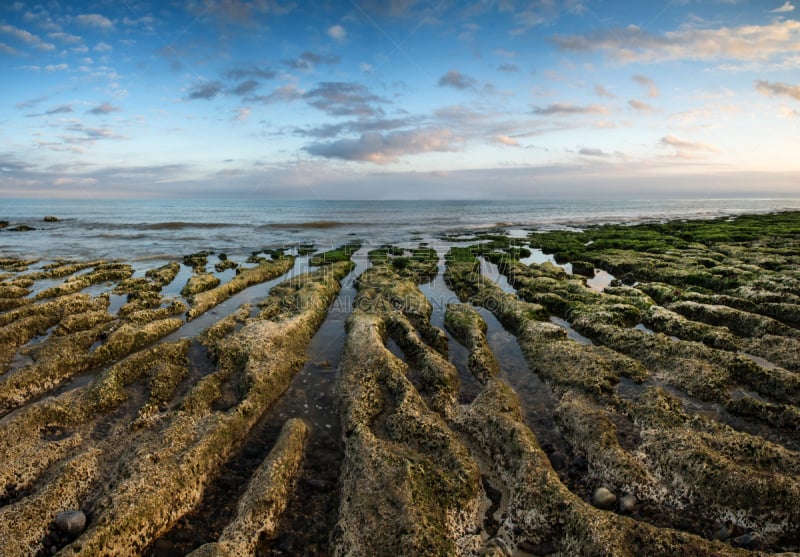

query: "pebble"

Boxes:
[55, 510, 86, 537]
[619, 494, 637, 514]
[591, 487, 617, 510]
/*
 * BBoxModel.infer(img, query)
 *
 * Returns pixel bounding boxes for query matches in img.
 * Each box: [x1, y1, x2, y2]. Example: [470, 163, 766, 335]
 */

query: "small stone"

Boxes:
[548, 450, 566, 471]
[619, 494, 637, 514]
[591, 487, 617, 510]
[55, 510, 86, 537]
[43, 216, 60, 222]
[732, 532, 762, 550]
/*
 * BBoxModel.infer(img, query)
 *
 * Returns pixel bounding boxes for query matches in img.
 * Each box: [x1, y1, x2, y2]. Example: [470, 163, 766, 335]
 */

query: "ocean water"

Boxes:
[1, 198, 799, 261]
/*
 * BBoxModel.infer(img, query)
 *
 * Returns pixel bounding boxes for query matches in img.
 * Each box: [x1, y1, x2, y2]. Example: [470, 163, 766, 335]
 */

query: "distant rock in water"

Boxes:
[0, 221, 8, 228]
[55, 510, 86, 537]
[10, 225, 35, 231]
[43, 216, 60, 222]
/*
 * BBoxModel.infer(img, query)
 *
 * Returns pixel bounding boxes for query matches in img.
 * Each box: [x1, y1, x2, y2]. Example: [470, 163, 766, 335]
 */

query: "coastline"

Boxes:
[1, 211, 799, 555]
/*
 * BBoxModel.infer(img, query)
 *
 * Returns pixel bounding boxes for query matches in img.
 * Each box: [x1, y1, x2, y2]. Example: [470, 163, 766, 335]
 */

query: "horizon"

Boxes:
[1, 0, 799, 199]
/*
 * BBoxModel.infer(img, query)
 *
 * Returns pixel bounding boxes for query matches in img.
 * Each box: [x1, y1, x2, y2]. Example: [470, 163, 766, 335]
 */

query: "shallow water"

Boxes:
[4, 198, 799, 260]
[549, 316, 594, 345]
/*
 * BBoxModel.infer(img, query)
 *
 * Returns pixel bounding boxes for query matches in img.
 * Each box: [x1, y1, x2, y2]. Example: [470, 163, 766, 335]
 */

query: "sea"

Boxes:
[2, 198, 800, 262]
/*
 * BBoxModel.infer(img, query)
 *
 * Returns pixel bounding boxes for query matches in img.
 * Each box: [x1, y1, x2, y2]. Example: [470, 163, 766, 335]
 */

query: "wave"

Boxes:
[139, 222, 233, 230]
[257, 221, 367, 230]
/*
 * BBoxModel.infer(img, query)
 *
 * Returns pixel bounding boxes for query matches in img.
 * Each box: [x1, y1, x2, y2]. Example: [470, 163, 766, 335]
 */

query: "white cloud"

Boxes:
[44, 64, 68, 72]
[0, 23, 54, 51]
[660, 134, 720, 159]
[771, 2, 795, 13]
[327, 25, 346, 42]
[94, 41, 113, 52]
[74, 14, 114, 29]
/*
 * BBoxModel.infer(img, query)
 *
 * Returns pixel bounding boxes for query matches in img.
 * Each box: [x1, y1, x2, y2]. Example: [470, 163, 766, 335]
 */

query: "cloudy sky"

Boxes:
[1, 0, 799, 199]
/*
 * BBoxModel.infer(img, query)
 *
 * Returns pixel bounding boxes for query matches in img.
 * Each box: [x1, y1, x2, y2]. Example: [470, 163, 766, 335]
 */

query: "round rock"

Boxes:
[592, 487, 617, 510]
[619, 494, 637, 513]
[55, 510, 86, 537]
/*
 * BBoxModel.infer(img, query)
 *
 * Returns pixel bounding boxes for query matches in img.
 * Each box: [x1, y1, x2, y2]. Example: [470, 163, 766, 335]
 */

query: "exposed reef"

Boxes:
[0, 211, 799, 555]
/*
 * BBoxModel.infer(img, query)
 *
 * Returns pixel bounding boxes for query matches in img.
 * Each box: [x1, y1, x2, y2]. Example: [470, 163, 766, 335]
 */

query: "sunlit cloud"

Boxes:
[628, 99, 657, 112]
[594, 84, 617, 99]
[755, 80, 800, 100]
[532, 103, 609, 115]
[552, 20, 800, 64]
[660, 134, 720, 159]
[633, 75, 659, 97]
[770, 2, 795, 13]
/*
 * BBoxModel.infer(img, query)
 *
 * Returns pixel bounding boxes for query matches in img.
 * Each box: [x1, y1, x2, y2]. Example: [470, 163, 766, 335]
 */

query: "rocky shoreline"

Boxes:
[1, 212, 799, 555]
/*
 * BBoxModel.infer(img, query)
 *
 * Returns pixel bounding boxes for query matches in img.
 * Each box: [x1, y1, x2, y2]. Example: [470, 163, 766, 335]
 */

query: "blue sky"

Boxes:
[0, 0, 798, 199]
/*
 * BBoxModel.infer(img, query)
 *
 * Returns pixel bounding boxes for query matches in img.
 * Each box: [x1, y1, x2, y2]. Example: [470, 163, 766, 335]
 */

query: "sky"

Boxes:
[0, 0, 799, 199]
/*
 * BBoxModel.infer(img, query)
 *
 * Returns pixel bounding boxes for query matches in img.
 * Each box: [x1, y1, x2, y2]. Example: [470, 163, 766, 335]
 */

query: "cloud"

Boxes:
[44, 64, 68, 72]
[186, 81, 224, 100]
[94, 41, 113, 52]
[327, 24, 346, 41]
[493, 135, 520, 146]
[247, 84, 303, 104]
[771, 2, 795, 13]
[74, 14, 114, 30]
[594, 84, 617, 98]
[304, 82, 387, 117]
[0, 23, 55, 51]
[47, 32, 83, 45]
[16, 96, 48, 109]
[498, 63, 519, 72]
[232, 79, 260, 95]
[0, 42, 20, 55]
[552, 20, 800, 64]
[755, 79, 800, 100]
[438, 70, 478, 90]
[233, 107, 251, 122]
[494, 48, 518, 58]
[579, 148, 609, 157]
[89, 102, 122, 115]
[304, 128, 462, 163]
[284, 51, 340, 70]
[628, 99, 656, 112]
[660, 135, 720, 158]
[226, 65, 276, 80]
[184, 0, 297, 24]
[45, 104, 73, 115]
[297, 116, 420, 139]
[633, 74, 659, 97]
[532, 103, 609, 115]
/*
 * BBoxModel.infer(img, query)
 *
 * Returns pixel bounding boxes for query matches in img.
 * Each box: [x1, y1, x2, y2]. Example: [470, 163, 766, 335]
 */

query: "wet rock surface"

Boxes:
[1, 213, 800, 555]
